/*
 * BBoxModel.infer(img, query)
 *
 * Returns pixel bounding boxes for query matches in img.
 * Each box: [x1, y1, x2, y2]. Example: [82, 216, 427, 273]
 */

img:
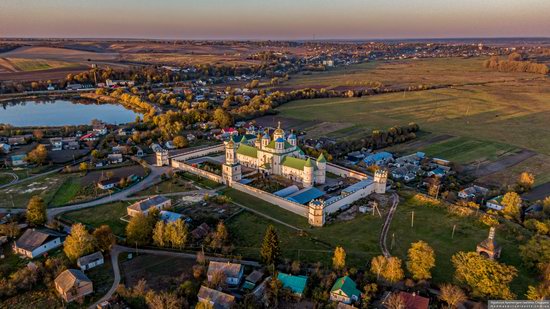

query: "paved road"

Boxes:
[379, 192, 399, 258]
[89, 245, 260, 309]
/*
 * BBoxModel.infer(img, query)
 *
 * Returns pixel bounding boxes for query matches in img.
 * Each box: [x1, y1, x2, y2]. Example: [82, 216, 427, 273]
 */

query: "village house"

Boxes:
[0, 143, 11, 153]
[8, 135, 32, 145]
[97, 177, 120, 190]
[77, 251, 104, 271]
[107, 153, 123, 164]
[207, 261, 244, 286]
[54, 269, 94, 302]
[197, 286, 235, 309]
[486, 195, 505, 211]
[362, 152, 393, 167]
[10, 154, 27, 167]
[243, 270, 264, 290]
[192, 223, 211, 240]
[330, 276, 361, 304]
[14, 228, 65, 259]
[50, 137, 78, 151]
[159, 210, 188, 223]
[277, 272, 308, 297]
[396, 292, 429, 309]
[92, 122, 108, 135]
[458, 185, 489, 201]
[127, 195, 172, 217]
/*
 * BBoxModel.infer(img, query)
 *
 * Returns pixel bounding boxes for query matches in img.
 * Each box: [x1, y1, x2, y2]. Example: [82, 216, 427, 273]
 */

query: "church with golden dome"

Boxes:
[222, 122, 327, 187]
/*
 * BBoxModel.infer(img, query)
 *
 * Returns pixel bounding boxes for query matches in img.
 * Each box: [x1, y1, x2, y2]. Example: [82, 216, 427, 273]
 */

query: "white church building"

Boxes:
[223, 122, 326, 187]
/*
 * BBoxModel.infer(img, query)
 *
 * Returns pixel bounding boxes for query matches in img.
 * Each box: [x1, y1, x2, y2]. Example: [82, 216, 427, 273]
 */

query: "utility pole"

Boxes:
[411, 211, 414, 228]
[452, 224, 456, 239]
[391, 233, 395, 250]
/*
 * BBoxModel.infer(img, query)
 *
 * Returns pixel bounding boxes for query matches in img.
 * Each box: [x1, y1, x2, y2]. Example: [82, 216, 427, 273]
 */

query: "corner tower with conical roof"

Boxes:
[303, 158, 314, 187]
[316, 153, 326, 184]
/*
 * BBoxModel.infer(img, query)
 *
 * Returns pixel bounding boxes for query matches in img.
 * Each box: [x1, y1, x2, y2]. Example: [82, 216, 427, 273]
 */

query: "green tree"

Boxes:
[406, 240, 436, 280]
[260, 225, 281, 266]
[64, 223, 95, 262]
[501, 192, 522, 222]
[126, 213, 154, 246]
[452, 251, 517, 299]
[26, 196, 47, 226]
[520, 235, 550, 269]
[93, 225, 116, 252]
[332, 246, 346, 271]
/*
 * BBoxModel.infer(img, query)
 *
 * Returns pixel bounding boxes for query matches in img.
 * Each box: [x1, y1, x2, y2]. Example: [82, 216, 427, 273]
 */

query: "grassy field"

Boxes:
[479, 153, 550, 187]
[6, 57, 73, 72]
[224, 189, 535, 297]
[387, 195, 535, 298]
[280, 57, 538, 90]
[277, 79, 550, 156]
[132, 178, 194, 197]
[49, 176, 82, 207]
[179, 171, 223, 189]
[222, 188, 310, 229]
[417, 137, 517, 164]
[62, 201, 130, 236]
[0, 173, 70, 208]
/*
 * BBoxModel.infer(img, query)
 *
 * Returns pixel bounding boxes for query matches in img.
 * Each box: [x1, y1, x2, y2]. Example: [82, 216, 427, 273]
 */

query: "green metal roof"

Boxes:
[237, 144, 258, 158]
[317, 153, 327, 163]
[330, 276, 361, 298]
[277, 273, 307, 295]
[281, 156, 308, 170]
[304, 158, 313, 167]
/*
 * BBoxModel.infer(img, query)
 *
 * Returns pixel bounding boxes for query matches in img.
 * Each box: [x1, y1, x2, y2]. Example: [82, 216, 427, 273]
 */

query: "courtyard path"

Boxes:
[89, 245, 260, 309]
[379, 192, 399, 258]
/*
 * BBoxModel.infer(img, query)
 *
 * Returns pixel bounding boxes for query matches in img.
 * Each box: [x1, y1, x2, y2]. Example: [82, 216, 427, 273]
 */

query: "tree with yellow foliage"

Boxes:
[63, 223, 95, 262]
[452, 251, 517, 299]
[439, 283, 467, 308]
[407, 241, 435, 281]
[501, 192, 522, 222]
[26, 144, 48, 165]
[518, 172, 535, 191]
[332, 246, 346, 271]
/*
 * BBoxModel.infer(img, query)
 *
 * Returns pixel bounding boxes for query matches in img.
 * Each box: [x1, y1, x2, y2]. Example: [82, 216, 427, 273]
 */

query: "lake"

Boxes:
[0, 99, 141, 127]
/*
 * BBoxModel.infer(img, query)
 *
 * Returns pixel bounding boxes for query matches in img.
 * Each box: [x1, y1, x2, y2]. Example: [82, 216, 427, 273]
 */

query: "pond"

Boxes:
[0, 99, 141, 127]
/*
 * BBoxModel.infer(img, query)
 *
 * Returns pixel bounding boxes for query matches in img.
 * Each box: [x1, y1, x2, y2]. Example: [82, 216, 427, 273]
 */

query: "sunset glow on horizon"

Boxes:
[1, 0, 550, 39]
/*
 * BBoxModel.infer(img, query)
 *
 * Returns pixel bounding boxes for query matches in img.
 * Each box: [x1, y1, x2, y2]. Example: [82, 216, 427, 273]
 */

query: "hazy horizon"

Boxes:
[1, 0, 550, 40]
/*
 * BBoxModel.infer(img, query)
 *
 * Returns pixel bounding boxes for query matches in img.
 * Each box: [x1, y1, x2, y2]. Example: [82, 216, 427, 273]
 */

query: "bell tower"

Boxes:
[223, 140, 241, 185]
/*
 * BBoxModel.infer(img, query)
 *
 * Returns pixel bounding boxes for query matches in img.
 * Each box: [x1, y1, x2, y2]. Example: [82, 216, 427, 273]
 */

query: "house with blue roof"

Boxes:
[277, 272, 308, 297]
[362, 152, 393, 167]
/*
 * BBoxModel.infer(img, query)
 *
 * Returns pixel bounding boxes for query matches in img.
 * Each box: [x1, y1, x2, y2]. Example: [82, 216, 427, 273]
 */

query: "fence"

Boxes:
[171, 160, 223, 184]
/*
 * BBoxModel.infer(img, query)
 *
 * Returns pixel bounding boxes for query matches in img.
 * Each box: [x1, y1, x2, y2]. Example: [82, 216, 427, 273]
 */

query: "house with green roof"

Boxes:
[330, 276, 361, 304]
[277, 272, 308, 297]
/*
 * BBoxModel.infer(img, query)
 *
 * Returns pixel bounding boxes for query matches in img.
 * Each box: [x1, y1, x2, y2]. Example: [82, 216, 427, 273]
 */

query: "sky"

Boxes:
[1, 0, 549, 40]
